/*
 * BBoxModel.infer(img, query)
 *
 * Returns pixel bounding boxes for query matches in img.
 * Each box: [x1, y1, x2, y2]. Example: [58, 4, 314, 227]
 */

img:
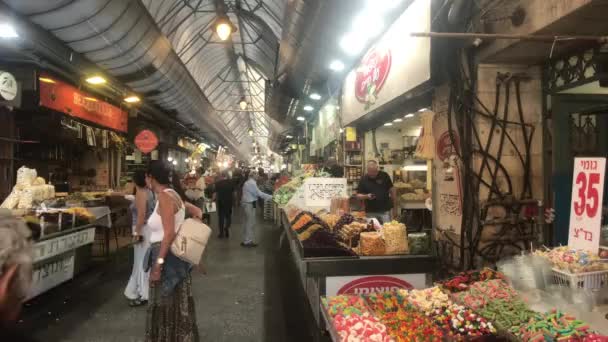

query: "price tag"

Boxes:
[568, 157, 606, 251]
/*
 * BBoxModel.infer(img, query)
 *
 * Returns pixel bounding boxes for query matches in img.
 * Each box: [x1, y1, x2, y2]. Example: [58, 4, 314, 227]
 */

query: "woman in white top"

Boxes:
[144, 161, 201, 342]
[124, 170, 155, 307]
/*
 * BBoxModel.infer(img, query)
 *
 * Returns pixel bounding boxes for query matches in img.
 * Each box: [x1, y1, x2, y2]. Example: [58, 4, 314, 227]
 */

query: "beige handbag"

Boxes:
[171, 218, 211, 265]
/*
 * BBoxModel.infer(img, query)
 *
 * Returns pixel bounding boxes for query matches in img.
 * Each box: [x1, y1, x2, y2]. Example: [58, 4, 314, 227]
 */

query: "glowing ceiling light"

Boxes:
[296, 116, 305, 121]
[124, 95, 140, 103]
[239, 97, 248, 110]
[393, 118, 403, 122]
[418, 108, 429, 112]
[340, 32, 367, 55]
[286, 135, 293, 139]
[303, 105, 314, 112]
[329, 60, 345, 72]
[172, 160, 178, 166]
[0, 24, 18, 38]
[384, 122, 393, 126]
[38, 77, 56, 84]
[248, 128, 254, 136]
[404, 113, 415, 118]
[215, 14, 236, 41]
[353, 14, 384, 38]
[309, 93, 321, 100]
[85, 75, 106, 85]
[167, 157, 173, 162]
[84, 97, 98, 102]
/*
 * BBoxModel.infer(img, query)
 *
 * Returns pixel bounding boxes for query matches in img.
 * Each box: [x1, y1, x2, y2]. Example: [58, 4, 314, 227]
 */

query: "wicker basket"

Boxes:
[551, 268, 608, 289]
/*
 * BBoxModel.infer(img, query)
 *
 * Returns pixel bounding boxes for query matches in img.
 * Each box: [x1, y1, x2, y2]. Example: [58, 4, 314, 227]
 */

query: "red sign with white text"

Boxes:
[39, 74, 128, 133]
[568, 157, 606, 252]
[134, 130, 158, 154]
[337, 276, 414, 295]
[355, 47, 392, 107]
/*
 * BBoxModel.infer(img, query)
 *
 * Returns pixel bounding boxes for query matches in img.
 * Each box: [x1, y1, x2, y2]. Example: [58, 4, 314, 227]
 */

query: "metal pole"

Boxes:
[410, 32, 608, 43]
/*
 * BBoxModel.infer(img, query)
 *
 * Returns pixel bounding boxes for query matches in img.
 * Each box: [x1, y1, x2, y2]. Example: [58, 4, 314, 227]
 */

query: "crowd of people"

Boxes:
[0, 161, 280, 342]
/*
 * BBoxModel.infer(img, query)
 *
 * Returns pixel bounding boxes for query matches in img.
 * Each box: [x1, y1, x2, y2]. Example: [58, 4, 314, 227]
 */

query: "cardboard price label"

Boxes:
[568, 157, 606, 252]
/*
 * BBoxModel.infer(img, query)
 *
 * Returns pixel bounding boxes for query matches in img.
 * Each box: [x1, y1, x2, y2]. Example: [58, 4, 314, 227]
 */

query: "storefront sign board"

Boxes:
[135, 129, 159, 154]
[28, 252, 75, 299]
[304, 177, 347, 208]
[39, 73, 128, 133]
[326, 274, 426, 296]
[33, 227, 96, 263]
[345, 127, 357, 142]
[568, 157, 606, 251]
[341, 0, 430, 125]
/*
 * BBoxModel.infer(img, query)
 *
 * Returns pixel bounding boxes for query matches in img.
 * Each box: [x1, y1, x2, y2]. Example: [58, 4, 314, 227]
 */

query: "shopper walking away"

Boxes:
[144, 161, 199, 342]
[124, 170, 155, 307]
[355, 160, 397, 224]
[212, 170, 236, 238]
[0, 210, 37, 342]
[240, 172, 272, 247]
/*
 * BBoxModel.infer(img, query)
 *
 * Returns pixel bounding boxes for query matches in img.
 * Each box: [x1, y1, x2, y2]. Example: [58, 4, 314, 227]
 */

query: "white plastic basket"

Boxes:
[551, 268, 608, 289]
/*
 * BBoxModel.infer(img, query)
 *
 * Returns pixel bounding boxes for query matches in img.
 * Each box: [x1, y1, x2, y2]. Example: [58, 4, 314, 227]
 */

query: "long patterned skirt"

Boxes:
[145, 274, 199, 342]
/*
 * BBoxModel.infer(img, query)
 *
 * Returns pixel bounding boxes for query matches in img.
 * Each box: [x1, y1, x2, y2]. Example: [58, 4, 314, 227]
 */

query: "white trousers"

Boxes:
[242, 202, 256, 243]
[124, 225, 150, 300]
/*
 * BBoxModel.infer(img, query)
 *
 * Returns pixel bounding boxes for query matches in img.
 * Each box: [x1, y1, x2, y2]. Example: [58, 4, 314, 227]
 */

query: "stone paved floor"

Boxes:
[20, 207, 319, 342]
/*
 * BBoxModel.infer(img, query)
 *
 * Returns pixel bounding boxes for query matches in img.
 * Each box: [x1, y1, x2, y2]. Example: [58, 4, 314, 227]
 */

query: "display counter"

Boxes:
[280, 210, 437, 330]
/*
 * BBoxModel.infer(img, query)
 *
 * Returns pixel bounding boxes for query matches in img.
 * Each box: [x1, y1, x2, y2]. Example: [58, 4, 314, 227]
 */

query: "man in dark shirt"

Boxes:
[212, 170, 236, 238]
[355, 160, 397, 223]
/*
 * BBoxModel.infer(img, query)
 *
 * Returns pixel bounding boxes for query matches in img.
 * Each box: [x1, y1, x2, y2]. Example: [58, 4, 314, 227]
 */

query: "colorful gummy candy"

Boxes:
[403, 286, 451, 315]
[452, 279, 519, 310]
[438, 268, 505, 293]
[332, 312, 393, 342]
[477, 299, 536, 333]
[429, 303, 496, 340]
[365, 292, 445, 341]
[323, 295, 370, 317]
[516, 309, 593, 341]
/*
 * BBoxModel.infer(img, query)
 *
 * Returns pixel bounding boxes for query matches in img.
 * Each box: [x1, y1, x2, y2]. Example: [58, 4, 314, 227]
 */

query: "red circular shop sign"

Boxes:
[134, 130, 158, 154]
[355, 47, 392, 105]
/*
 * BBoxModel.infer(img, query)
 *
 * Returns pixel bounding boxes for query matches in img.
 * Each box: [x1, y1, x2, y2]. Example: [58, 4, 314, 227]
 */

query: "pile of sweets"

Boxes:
[534, 246, 608, 273]
[438, 268, 505, 293]
[323, 295, 393, 342]
[430, 302, 497, 340]
[403, 286, 451, 315]
[452, 279, 519, 310]
[477, 299, 536, 333]
[516, 309, 593, 341]
[365, 292, 445, 342]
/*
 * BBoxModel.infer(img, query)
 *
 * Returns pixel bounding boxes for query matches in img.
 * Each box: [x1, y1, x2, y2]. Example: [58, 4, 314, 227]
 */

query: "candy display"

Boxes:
[452, 279, 519, 310]
[337, 221, 368, 244]
[323, 295, 371, 317]
[430, 303, 496, 339]
[534, 246, 608, 273]
[332, 312, 393, 342]
[382, 221, 408, 255]
[1, 166, 55, 209]
[438, 269, 505, 293]
[404, 286, 450, 315]
[477, 299, 536, 333]
[516, 309, 592, 341]
[320, 213, 341, 230]
[365, 292, 445, 341]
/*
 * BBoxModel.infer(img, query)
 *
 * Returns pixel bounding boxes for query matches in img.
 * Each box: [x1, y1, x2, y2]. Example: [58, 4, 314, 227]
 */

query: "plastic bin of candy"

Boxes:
[551, 268, 608, 290]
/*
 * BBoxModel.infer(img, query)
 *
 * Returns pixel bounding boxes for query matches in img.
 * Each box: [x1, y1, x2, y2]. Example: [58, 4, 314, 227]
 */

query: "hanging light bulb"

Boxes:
[248, 128, 253, 136]
[239, 97, 248, 110]
[215, 14, 236, 41]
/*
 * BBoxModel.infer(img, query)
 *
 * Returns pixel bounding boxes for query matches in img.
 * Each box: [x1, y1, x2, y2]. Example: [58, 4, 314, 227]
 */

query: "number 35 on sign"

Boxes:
[568, 157, 606, 252]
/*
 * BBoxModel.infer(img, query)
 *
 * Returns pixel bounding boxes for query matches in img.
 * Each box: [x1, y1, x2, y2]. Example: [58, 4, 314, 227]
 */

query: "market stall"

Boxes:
[276, 175, 437, 333]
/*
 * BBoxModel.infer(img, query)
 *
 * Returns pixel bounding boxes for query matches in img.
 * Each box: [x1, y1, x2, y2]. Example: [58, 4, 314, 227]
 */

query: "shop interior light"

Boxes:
[339, 128, 344, 133]
[404, 113, 415, 118]
[418, 108, 428, 112]
[38, 77, 56, 84]
[286, 135, 293, 139]
[309, 93, 322, 100]
[84, 97, 98, 102]
[329, 60, 345, 72]
[248, 128, 254, 136]
[215, 13, 236, 41]
[167, 157, 173, 162]
[303, 105, 314, 112]
[384, 122, 393, 126]
[185, 158, 190, 163]
[296, 116, 306, 121]
[352, 14, 384, 39]
[0, 24, 18, 38]
[85, 75, 107, 85]
[222, 161, 228, 168]
[124, 95, 140, 103]
[402, 164, 428, 171]
[393, 118, 403, 122]
[172, 160, 178, 166]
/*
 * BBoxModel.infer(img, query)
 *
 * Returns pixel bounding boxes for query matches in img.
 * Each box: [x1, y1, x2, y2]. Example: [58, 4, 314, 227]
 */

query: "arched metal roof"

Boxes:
[3, 0, 286, 154]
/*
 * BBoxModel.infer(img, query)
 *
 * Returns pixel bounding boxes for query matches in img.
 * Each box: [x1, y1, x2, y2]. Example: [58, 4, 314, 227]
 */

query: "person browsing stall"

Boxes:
[240, 171, 272, 247]
[355, 160, 398, 224]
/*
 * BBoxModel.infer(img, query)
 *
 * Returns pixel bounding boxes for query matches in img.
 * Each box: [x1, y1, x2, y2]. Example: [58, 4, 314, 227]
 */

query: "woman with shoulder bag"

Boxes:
[144, 161, 200, 342]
